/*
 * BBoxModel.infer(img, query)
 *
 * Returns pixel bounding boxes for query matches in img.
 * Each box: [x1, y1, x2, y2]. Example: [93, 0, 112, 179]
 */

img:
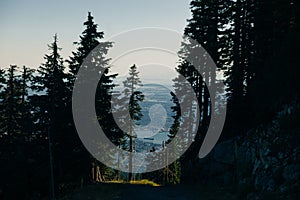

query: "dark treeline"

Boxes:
[173, 0, 299, 160]
[148, 0, 299, 189]
[0, 0, 299, 199]
[0, 12, 120, 199]
[0, 12, 150, 199]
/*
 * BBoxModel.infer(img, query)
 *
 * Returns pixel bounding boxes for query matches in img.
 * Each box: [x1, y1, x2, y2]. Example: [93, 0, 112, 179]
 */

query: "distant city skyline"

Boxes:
[0, 0, 191, 70]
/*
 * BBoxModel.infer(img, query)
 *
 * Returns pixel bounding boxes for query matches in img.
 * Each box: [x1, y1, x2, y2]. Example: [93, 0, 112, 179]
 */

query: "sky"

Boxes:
[0, 0, 191, 71]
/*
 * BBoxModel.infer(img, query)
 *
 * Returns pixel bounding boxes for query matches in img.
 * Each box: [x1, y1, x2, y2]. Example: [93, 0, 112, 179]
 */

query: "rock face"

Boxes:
[192, 103, 300, 198]
[283, 164, 300, 182]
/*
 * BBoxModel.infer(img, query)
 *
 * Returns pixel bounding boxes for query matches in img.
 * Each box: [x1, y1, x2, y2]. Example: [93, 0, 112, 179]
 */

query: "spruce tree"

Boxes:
[67, 12, 118, 184]
[19, 66, 34, 140]
[121, 64, 144, 181]
[1, 65, 22, 141]
[173, 0, 223, 165]
[31, 34, 68, 192]
[33, 34, 67, 137]
[223, 0, 256, 135]
[166, 92, 181, 184]
[67, 12, 107, 86]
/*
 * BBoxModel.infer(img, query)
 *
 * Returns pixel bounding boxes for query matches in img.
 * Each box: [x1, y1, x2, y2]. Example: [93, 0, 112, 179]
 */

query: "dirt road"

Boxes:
[61, 183, 237, 200]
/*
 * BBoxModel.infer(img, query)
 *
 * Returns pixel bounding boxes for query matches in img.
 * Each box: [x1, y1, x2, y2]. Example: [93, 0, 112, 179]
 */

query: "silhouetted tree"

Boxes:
[121, 64, 144, 181]
[0, 65, 22, 140]
[19, 66, 34, 140]
[173, 0, 224, 167]
[67, 12, 118, 184]
[31, 34, 69, 194]
[166, 92, 181, 184]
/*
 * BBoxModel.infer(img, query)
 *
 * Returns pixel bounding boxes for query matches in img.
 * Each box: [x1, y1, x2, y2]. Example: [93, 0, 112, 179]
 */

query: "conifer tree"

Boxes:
[173, 0, 223, 164]
[19, 66, 34, 140]
[67, 12, 118, 184]
[31, 34, 68, 192]
[67, 12, 107, 87]
[1, 65, 22, 140]
[121, 64, 144, 181]
[33, 34, 67, 137]
[166, 92, 181, 184]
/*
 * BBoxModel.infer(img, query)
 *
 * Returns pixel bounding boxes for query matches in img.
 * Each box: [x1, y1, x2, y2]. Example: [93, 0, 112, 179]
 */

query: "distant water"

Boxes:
[138, 83, 175, 129]
[138, 131, 170, 144]
[113, 83, 175, 152]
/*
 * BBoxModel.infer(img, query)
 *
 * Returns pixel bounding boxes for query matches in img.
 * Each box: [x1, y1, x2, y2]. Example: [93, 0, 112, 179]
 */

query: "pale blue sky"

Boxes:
[0, 0, 191, 69]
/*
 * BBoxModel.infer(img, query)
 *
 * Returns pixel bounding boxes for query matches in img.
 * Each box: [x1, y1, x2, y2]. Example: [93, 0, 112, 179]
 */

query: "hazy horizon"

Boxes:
[0, 0, 191, 71]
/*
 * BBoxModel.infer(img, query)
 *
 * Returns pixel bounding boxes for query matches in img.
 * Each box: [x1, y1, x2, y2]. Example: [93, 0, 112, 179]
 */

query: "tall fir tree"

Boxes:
[67, 12, 106, 87]
[32, 34, 68, 139]
[120, 64, 144, 181]
[223, 0, 256, 135]
[0, 65, 22, 140]
[67, 12, 118, 184]
[32, 34, 68, 193]
[172, 0, 224, 166]
[166, 92, 181, 184]
[19, 66, 34, 140]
